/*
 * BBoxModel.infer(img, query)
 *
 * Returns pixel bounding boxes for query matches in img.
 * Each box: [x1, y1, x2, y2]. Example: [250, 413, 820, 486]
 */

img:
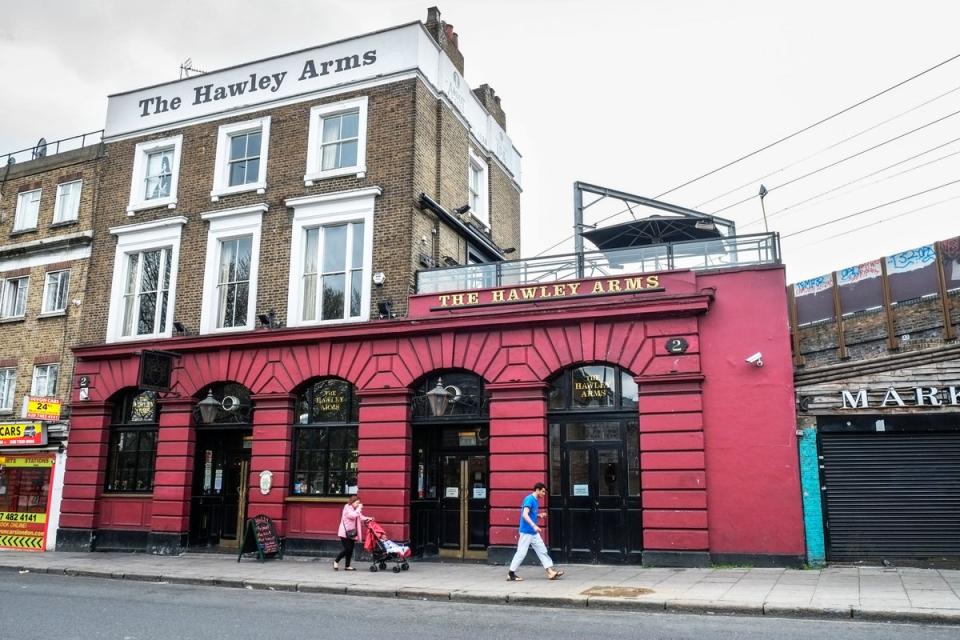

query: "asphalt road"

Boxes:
[3, 572, 957, 640]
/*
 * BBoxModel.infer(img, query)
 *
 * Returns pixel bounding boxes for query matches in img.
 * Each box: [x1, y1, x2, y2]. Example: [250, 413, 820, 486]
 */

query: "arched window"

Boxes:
[291, 379, 359, 496]
[104, 389, 159, 493]
[547, 364, 638, 411]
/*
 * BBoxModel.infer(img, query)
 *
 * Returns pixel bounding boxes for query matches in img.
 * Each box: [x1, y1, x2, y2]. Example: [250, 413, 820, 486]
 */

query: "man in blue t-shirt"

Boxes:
[507, 482, 564, 581]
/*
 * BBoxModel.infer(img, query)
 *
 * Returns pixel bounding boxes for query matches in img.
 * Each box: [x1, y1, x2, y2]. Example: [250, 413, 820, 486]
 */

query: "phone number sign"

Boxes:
[0, 422, 46, 446]
[25, 396, 60, 421]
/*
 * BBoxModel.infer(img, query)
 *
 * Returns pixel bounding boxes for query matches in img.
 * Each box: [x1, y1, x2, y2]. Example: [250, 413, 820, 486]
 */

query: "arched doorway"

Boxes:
[547, 364, 641, 564]
[410, 371, 489, 560]
[189, 383, 253, 548]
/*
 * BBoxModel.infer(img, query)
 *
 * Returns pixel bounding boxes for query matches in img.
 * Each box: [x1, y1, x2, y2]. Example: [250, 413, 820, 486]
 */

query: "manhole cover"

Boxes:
[580, 586, 654, 598]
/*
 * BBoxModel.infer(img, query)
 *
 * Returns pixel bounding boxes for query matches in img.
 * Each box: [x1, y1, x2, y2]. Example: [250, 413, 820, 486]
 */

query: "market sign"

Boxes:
[840, 385, 960, 409]
[24, 396, 60, 421]
[0, 422, 46, 447]
[434, 275, 663, 309]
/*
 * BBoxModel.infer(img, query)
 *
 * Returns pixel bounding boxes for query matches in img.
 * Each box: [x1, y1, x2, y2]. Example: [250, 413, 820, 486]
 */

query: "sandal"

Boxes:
[547, 569, 564, 580]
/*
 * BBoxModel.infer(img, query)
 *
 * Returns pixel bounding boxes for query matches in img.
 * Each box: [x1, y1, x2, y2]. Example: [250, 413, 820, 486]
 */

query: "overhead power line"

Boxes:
[740, 138, 960, 228]
[781, 178, 960, 239]
[694, 83, 960, 209]
[654, 52, 960, 200]
[710, 107, 960, 215]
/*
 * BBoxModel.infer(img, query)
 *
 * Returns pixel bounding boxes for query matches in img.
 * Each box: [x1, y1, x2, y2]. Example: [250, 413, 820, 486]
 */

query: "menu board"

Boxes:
[237, 514, 283, 562]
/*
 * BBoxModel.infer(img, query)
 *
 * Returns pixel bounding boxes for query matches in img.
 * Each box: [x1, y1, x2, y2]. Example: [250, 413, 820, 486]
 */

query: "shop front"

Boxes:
[0, 420, 64, 552]
[58, 267, 804, 566]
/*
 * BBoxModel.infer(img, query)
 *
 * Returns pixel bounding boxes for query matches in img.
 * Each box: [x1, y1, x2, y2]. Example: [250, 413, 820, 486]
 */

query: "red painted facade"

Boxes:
[60, 266, 805, 563]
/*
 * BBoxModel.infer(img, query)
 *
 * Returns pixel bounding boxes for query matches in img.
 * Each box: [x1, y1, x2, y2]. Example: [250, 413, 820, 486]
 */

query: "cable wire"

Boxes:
[781, 178, 960, 239]
[710, 107, 960, 215]
[653, 52, 960, 200]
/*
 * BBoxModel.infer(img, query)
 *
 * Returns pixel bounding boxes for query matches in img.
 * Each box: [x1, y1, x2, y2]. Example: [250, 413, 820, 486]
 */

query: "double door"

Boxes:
[439, 455, 488, 560]
[190, 430, 251, 547]
[549, 419, 642, 564]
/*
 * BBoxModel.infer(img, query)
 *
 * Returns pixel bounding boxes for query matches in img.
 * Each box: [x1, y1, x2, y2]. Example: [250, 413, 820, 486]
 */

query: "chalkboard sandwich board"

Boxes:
[238, 514, 283, 562]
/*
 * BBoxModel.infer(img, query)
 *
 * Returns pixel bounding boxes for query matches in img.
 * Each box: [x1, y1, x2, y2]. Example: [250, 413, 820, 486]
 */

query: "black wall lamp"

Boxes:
[377, 300, 396, 319]
[173, 321, 188, 336]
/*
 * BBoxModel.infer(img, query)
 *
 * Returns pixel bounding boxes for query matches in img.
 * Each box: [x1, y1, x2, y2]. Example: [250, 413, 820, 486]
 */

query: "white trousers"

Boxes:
[509, 532, 553, 571]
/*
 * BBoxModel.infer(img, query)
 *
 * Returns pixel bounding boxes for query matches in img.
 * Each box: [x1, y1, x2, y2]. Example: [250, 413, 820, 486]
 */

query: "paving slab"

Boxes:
[1, 551, 959, 625]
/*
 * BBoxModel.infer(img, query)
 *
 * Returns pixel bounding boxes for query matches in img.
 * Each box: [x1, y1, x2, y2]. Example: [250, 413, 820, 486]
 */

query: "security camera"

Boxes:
[745, 352, 764, 367]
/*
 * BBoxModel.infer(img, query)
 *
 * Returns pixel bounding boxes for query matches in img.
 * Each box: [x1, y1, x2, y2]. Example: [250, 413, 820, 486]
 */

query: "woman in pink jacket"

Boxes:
[334, 495, 369, 570]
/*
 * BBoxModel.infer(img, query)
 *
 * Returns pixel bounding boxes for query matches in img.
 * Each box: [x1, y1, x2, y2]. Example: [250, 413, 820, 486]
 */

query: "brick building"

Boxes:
[47, 8, 804, 567]
[0, 133, 103, 551]
[790, 237, 960, 566]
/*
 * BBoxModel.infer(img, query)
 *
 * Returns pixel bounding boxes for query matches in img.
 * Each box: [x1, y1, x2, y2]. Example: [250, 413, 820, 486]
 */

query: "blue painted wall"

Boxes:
[798, 425, 826, 567]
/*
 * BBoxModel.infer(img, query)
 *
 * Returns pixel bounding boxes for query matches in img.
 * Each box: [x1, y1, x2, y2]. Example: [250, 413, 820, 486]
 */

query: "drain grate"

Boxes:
[580, 585, 654, 598]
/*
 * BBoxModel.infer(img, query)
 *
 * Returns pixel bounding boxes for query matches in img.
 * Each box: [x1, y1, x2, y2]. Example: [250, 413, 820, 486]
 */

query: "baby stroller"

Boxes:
[363, 518, 411, 573]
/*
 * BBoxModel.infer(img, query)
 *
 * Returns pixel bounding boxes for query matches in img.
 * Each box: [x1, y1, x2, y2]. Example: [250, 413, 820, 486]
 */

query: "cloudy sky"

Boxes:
[2, 1, 959, 282]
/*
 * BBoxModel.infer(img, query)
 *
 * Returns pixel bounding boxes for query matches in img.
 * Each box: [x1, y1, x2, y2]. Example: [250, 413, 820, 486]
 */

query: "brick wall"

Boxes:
[0, 146, 101, 417]
[795, 290, 960, 368]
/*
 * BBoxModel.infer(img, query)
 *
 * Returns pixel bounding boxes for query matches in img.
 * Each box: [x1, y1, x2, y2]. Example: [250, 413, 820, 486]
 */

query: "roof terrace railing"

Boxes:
[416, 232, 780, 294]
[1, 130, 104, 167]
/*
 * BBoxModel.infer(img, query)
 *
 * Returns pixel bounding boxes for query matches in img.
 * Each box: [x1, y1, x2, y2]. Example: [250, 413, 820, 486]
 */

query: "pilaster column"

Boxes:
[636, 374, 709, 567]
[147, 396, 195, 554]
[56, 400, 111, 551]
[486, 382, 548, 548]
[247, 393, 295, 536]
[356, 389, 411, 539]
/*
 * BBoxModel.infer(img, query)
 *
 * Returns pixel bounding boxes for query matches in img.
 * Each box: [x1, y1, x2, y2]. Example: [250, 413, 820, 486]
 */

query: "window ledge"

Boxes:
[210, 184, 267, 202]
[0, 316, 26, 324]
[126, 198, 178, 216]
[0, 409, 13, 416]
[102, 492, 154, 497]
[50, 220, 80, 229]
[9, 228, 38, 237]
[303, 166, 366, 186]
[285, 496, 351, 503]
[37, 311, 67, 319]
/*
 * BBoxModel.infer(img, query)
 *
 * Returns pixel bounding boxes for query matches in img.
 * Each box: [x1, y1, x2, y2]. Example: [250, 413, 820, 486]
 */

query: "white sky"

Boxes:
[2, 1, 959, 283]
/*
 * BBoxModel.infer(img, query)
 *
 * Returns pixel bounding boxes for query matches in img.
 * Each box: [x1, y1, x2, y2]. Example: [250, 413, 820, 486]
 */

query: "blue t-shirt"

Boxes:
[518, 494, 539, 534]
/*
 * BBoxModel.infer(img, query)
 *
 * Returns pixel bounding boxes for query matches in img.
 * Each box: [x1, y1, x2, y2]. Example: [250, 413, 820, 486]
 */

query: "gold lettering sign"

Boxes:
[436, 275, 662, 308]
[574, 377, 611, 400]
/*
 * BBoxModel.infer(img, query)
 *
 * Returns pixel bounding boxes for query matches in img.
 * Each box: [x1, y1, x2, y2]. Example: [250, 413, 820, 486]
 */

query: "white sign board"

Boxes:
[472, 487, 487, 499]
[445, 487, 459, 498]
[573, 484, 589, 497]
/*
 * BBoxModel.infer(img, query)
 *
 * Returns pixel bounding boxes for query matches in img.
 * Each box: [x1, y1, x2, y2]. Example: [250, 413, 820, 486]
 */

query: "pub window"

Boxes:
[291, 379, 359, 496]
[127, 135, 183, 213]
[547, 364, 638, 411]
[210, 117, 270, 199]
[105, 390, 159, 493]
[412, 371, 489, 420]
[303, 97, 368, 184]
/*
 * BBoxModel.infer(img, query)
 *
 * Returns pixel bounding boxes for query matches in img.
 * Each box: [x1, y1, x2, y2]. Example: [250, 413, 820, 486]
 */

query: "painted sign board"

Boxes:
[0, 423, 46, 447]
[24, 396, 61, 421]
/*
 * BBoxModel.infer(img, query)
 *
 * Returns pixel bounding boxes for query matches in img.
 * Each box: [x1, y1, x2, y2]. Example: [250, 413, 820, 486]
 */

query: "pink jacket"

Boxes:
[337, 503, 365, 538]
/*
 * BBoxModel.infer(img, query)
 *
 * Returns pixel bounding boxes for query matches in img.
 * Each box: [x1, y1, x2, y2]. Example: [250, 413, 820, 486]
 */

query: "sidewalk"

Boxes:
[1, 550, 959, 625]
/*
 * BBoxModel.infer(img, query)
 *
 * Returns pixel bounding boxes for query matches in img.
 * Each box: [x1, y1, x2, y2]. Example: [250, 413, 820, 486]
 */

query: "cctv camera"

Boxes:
[745, 352, 764, 367]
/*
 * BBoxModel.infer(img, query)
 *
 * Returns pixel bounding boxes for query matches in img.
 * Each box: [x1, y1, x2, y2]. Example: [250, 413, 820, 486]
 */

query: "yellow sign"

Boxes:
[25, 396, 61, 421]
[0, 535, 43, 550]
[0, 456, 54, 468]
[435, 275, 662, 308]
[0, 512, 46, 524]
[0, 422, 45, 446]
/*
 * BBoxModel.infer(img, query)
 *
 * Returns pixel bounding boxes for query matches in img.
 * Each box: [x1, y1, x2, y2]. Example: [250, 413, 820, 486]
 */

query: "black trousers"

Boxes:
[335, 536, 355, 566]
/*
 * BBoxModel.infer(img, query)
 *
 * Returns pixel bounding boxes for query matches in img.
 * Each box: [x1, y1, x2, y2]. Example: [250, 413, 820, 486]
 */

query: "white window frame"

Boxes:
[0, 276, 29, 319]
[210, 117, 271, 201]
[105, 216, 187, 343]
[31, 363, 59, 397]
[285, 187, 379, 327]
[468, 148, 489, 227]
[53, 180, 82, 224]
[304, 97, 368, 185]
[0, 368, 15, 411]
[41, 269, 70, 315]
[14, 189, 42, 231]
[198, 204, 266, 334]
[126, 135, 183, 214]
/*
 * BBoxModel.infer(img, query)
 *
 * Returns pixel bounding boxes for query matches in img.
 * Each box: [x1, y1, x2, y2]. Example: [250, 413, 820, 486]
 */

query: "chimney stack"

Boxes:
[424, 7, 464, 75]
[473, 84, 507, 130]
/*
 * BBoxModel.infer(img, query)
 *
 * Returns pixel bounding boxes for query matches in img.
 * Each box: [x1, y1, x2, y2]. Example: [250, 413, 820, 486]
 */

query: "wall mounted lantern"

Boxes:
[426, 379, 453, 416]
[196, 390, 221, 424]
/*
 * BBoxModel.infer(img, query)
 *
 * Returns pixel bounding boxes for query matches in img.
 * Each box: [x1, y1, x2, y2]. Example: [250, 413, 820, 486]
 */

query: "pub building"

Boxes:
[54, 8, 805, 566]
[790, 237, 960, 566]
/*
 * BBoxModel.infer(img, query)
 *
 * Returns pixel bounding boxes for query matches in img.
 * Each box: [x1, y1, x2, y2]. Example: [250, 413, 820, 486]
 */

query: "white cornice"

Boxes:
[109, 216, 188, 236]
[200, 203, 269, 221]
[285, 187, 382, 209]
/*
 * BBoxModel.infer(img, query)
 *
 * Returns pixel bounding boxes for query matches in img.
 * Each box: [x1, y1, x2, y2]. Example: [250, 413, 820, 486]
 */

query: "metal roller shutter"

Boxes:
[820, 431, 960, 563]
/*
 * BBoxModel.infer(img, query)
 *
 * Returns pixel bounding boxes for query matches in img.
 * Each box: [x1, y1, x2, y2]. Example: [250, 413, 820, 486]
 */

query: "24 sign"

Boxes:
[25, 396, 61, 421]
